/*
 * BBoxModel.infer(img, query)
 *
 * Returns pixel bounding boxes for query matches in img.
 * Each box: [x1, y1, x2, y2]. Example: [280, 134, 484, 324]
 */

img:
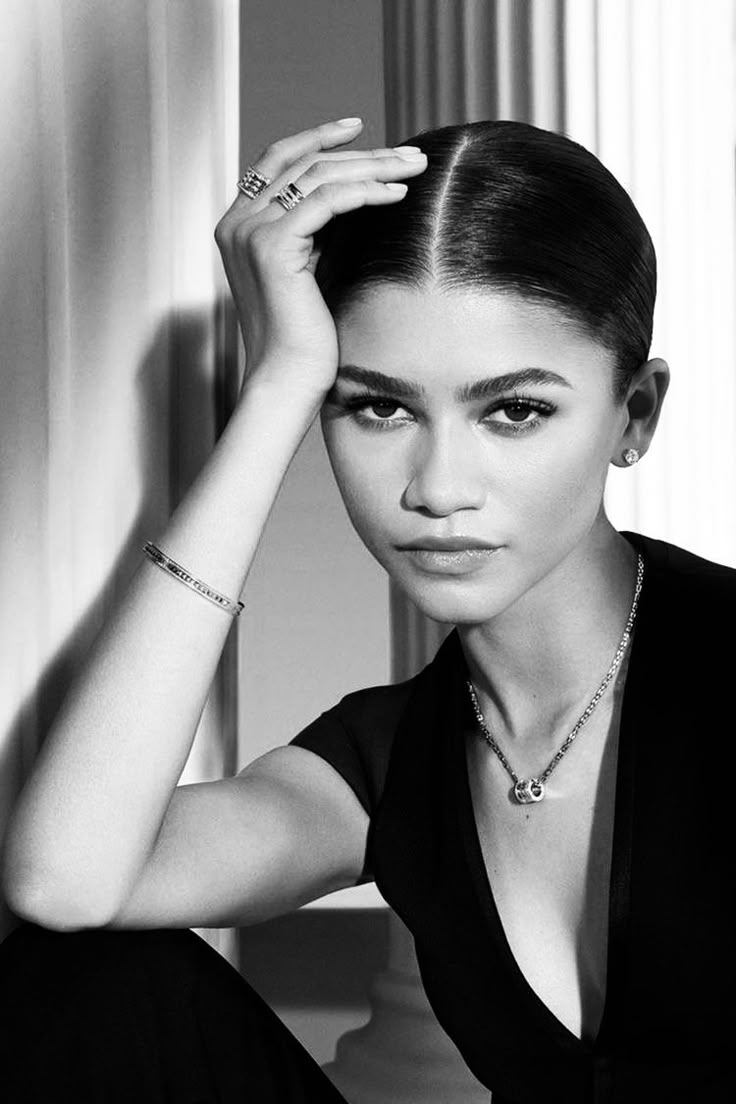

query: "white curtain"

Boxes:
[383, 0, 736, 572]
[0, 0, 240, 954]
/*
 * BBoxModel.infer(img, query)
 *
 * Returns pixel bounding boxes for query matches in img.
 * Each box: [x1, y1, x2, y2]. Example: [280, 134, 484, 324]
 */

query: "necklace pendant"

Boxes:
[514, 778, 545, 804]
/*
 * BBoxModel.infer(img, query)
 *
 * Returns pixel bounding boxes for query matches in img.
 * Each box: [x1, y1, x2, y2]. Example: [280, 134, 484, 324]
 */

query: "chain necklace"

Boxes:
[465, 553, 644, 805]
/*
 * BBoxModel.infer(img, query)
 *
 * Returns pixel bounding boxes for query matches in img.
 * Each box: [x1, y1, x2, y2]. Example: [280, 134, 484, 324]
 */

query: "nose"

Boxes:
[402, 423, 488, 516]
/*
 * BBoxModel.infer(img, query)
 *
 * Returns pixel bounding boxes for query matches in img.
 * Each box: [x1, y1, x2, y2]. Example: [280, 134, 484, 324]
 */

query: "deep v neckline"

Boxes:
[450, 534, 649, 1052]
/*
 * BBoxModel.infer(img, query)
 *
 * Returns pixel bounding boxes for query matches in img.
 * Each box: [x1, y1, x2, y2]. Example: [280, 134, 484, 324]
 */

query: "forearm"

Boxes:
[2, 375, 323, 927]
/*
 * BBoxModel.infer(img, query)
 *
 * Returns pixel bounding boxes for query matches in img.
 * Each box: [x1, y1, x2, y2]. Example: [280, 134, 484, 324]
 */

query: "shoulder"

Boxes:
[288, 667, 427, 818]
[623, 531, 736, 680]
[624, 529, 736, 605]
[330, 672, 420, 735]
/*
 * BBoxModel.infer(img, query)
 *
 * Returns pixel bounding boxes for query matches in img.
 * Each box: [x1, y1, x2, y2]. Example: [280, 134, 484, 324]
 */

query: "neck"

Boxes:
[456, 519, 639, 751]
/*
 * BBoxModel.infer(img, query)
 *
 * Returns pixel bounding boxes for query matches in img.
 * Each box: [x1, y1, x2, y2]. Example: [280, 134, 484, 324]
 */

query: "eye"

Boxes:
[338, 391, 557, 435]
[341, 393, 412, 430]
[483, 396, 556, 434]
[494, 402, 533, 423]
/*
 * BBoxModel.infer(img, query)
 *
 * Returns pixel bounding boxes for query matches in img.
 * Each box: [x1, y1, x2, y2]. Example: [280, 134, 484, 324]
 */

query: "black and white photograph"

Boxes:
[0, 2, 733, 1101]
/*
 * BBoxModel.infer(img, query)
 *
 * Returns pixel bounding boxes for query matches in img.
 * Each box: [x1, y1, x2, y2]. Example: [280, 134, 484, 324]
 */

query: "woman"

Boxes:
[0, 116, 731, 1103]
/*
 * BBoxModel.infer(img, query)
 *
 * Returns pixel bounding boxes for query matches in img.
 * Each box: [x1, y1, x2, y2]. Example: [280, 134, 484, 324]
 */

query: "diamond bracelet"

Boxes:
[142, 542, 244, 617]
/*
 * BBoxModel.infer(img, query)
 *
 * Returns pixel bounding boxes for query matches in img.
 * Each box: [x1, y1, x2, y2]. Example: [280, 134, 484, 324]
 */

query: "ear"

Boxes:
[611, 357, 670, 467]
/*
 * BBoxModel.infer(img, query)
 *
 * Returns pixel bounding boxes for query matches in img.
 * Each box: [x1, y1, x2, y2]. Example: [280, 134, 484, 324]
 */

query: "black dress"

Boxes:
[288, 529, 733, 1102]
[1, 531, 732, 1102]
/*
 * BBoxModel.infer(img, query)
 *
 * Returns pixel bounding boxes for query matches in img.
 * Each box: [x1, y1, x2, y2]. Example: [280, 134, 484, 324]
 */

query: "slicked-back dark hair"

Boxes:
[314, 119, 657, 403]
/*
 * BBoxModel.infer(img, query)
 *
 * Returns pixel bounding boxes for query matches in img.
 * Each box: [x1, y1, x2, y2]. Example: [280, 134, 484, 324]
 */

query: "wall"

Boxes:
[236, 0, 390, 1065]
[0, 0, 240, 950]
[237, 0, 390, 1068]
[237, 0, 390, 761]
[0, 0, 387, 1059]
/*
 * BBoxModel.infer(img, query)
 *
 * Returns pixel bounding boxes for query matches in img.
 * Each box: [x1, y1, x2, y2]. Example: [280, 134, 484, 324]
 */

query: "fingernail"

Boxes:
[394, 148, 427, 160]
[393, 145, 423, 154]
[385, 183, 408, 193]
[336, 116, 362, 126]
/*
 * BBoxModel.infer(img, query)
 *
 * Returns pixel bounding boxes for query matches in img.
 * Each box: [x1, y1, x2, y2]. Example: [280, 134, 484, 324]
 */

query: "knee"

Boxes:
[0, 919, 209, 989]
[0, 920, 229, 1046]
[0, 922, 235, 1095]
[4, 917, 192, 948]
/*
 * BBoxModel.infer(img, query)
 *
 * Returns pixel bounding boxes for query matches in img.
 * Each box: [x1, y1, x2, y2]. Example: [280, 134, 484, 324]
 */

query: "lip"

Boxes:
[397, 536, 500, 551]
[401, 546, 502, 575]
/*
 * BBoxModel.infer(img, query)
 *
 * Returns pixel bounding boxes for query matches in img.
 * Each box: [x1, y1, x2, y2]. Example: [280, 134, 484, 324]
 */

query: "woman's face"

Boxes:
[319, 285, 630, 625]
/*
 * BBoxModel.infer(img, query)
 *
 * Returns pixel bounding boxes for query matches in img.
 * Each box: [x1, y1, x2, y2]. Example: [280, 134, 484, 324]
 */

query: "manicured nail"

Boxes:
[394, 146, 427, 160]
[393, 145, 422, 153]
[336, 117, 362, 127]
[385, 182, 408, 193]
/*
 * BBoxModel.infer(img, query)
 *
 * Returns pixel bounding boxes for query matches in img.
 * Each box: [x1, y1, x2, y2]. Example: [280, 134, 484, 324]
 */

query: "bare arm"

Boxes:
[102, 746, 370, 930]
[1, 118, 426, 931]
[1, 378, 323, 930]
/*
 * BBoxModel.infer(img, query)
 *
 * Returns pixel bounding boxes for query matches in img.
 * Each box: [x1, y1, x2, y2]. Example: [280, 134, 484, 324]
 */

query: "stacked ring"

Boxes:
[272, 182, 305, 212]
[236, 166, 271, 199]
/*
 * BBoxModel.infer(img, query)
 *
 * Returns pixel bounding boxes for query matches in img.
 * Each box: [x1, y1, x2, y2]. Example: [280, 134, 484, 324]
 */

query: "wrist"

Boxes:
[237, 366, 330, 421]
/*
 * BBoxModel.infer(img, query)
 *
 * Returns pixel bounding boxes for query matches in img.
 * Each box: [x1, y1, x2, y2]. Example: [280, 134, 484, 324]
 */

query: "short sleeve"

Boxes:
[289, 705, 374, 884]
[289, 707, 372, 818]
[287, 681, 416, 887]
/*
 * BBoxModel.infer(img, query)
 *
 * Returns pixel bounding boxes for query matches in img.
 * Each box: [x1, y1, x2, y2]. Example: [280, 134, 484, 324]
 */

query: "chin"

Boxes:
[393, 577, 508, 627]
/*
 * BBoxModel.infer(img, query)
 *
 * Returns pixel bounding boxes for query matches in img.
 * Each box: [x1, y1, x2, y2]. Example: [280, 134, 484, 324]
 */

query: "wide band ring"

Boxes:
[272, 181, 305, 212]
[236, 166, 271, 199]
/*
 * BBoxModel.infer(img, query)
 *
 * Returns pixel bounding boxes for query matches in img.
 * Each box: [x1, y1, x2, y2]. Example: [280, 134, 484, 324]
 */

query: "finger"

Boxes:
[277, 147, 426, 192]
[287, 146, 411, 170]
[270, 148, 395, 189]
[231, 146, 396, 208]
[229, 145, 424, 216]
[264, 179, 412, 242]
[291, 150, 428, 198]
[253, 150, 426, 232]
[250, 117, 366, 182]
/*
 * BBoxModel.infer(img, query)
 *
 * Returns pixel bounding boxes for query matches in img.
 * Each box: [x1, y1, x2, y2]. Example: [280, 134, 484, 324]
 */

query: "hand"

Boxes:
[214, 117, 428, 399]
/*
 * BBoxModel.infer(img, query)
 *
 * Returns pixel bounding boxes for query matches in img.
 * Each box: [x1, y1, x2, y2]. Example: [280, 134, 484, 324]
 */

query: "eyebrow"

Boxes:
[333, 364, 573, 402]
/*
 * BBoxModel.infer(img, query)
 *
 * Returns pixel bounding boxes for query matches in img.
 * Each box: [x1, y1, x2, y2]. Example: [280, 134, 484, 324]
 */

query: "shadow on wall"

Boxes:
[1, 291, 388, 1059]
[0, 302, 233, 936]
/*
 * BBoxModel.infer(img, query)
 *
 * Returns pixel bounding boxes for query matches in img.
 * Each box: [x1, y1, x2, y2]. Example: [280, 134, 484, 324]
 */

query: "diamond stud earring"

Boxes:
[623, 448, 641, 465]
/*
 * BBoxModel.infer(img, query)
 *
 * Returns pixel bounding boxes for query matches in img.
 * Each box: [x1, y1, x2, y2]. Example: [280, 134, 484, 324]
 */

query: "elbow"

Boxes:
[5, 891, 110, 934]
[1, 816, 122, 931]
[3, 881, 116, 933]
[1, 857, 117, 933]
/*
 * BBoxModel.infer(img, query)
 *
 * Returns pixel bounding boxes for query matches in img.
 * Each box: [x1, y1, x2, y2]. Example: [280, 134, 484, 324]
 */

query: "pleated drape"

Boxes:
[0, 0, 240, 957]
[383, 0, 736, 576]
